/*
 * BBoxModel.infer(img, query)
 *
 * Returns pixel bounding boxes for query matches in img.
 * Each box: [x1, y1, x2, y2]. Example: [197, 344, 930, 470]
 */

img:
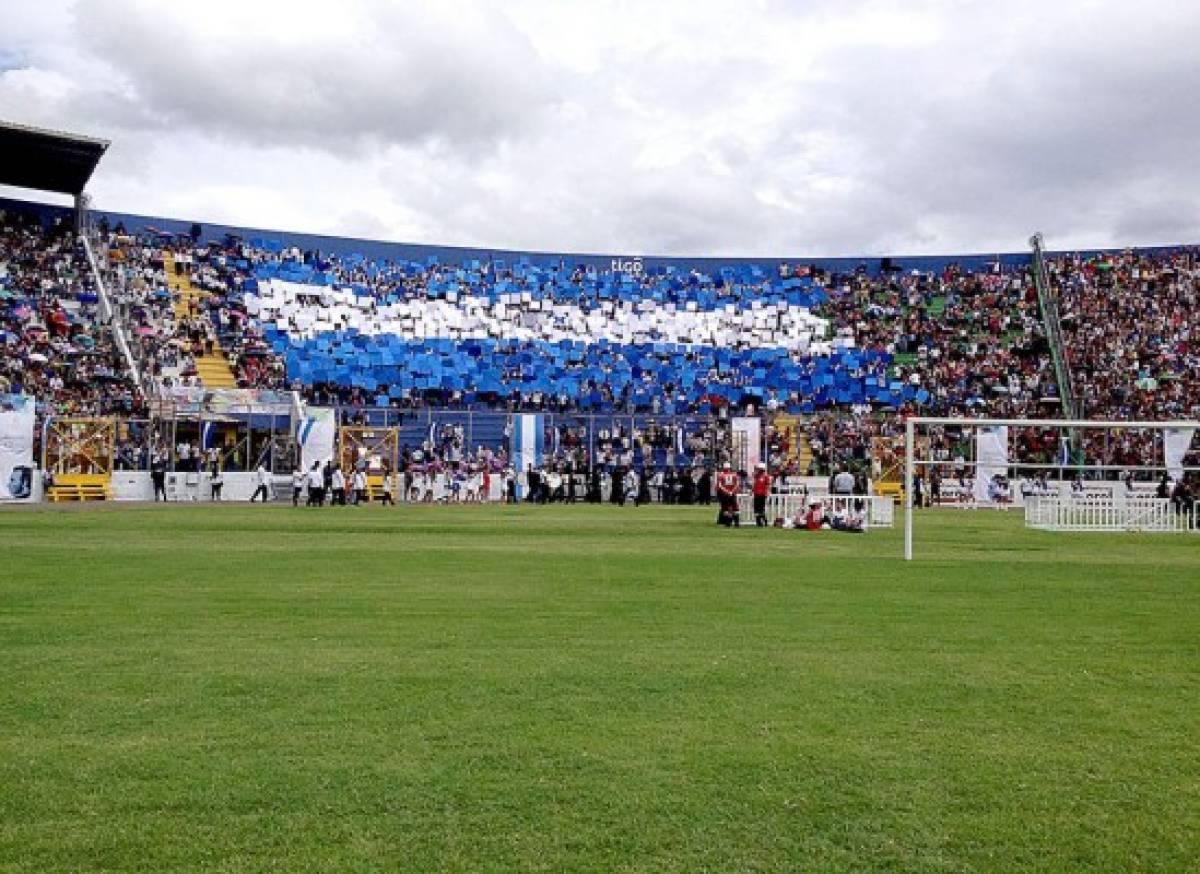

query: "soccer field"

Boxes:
[1, 505, 1196, 872]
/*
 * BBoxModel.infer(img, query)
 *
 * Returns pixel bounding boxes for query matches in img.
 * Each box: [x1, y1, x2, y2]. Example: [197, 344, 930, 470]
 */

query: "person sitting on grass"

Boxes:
[830, 501, 866, 533]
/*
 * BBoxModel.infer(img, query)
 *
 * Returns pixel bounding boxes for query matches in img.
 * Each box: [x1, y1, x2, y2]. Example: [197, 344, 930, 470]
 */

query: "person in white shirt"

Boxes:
[504, 467, 517, 504]
[331, 466, 347, 506]
[831, 468, 855, 495]
[352, 469, 368, 505]
[292, 468, 305, 507]
[306, 462, 323, 506]
[250, 465, 270, 502]
[650, 469, 665, 503]
[379, 469, 395, 505]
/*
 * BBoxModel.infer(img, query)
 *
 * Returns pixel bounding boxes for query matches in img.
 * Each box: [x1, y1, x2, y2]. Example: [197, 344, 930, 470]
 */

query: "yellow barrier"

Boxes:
[47, 474, 112, 502]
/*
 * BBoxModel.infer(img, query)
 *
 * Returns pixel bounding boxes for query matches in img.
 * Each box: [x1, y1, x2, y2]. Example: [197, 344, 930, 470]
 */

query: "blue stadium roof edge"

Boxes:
[87, 205, 1035, 274]
[2, 193, 1194, 276]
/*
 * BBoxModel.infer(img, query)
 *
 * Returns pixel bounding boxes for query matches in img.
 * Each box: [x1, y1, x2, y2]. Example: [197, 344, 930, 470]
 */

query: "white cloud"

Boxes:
[1, 0, 1198, 256]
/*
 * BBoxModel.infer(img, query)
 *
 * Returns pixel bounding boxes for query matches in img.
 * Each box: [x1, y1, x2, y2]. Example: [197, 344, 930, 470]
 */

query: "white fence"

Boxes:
[737, 493, 895, 528]
[1025, 495, 1197, 533]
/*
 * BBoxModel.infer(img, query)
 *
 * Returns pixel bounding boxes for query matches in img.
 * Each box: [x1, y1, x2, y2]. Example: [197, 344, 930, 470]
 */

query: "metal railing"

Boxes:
[1025, 494, 1197, 532]
[736, 493, 895, 528]
[79, 231, 142, 395]
[1029, 233, 1080, 420]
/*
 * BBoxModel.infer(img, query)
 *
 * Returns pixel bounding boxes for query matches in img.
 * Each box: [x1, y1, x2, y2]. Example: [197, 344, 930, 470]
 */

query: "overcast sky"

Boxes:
[1, 0, 1198, 257]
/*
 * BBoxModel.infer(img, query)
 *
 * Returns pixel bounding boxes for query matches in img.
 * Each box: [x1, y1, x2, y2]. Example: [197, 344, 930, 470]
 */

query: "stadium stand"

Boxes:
[0, 206, 142, 419]
[1051, 249, 1199, 421]
[4, 195, 1197, 481]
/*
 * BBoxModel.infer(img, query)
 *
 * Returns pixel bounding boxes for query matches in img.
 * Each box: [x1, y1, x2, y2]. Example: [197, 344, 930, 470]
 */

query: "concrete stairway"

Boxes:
[772, 414, 813, 473]
[164, 252, 238, 389]
[795, 429, 814, 475]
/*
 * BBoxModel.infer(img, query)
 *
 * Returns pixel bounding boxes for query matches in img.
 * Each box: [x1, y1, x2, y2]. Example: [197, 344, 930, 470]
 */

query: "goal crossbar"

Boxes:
[902, 416, 1200, 560]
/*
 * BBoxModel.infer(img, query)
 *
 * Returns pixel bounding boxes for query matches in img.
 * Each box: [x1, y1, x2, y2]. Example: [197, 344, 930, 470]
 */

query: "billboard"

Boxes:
[0, 394, 35, 502]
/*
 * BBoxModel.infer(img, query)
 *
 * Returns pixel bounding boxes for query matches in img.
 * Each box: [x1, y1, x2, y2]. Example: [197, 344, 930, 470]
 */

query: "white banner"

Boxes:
[1163, 427, 1195, 482]
[732, 416, 762, 471]
[974, 425, 1009, 503]
[0, 395, 35, 503]
[297, 407, 337, 473]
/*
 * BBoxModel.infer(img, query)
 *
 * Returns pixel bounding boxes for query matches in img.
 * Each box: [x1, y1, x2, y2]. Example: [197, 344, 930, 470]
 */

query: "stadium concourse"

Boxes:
[1, 196, 1198, 508]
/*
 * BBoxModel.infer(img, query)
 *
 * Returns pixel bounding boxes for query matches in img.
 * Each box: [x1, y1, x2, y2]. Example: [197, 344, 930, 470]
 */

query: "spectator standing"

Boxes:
[306, 462, 323, 506]
[250, 465, 270, 502]
[715, 462, 740, 527]
[151, 452, 167, 502]
[625, 468, 640, 506]
[331, 466, 346, 505]
[504, 466, 517, 504]
[831, 467, 855, 496]
[752, 462, 771, 527]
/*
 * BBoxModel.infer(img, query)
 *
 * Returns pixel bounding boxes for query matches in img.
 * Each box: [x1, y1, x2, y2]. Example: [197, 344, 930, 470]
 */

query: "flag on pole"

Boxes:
[510, 414, 545, 499]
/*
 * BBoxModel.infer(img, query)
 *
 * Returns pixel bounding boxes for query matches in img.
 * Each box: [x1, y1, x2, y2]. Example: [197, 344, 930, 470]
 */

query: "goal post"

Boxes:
[903, 416, 1200, 560]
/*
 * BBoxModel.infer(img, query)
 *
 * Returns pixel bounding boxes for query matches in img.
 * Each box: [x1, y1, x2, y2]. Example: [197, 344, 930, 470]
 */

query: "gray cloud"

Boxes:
[69, 0, 555, 155]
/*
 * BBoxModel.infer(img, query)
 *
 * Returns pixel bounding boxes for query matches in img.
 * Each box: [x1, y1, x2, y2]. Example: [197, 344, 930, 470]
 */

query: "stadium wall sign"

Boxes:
[0, 394, 35, 503]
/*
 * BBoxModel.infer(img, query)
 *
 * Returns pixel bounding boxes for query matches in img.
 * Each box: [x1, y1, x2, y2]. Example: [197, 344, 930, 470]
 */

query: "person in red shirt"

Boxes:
[715, 461, 741, 527]
[751, 462, 771, 527]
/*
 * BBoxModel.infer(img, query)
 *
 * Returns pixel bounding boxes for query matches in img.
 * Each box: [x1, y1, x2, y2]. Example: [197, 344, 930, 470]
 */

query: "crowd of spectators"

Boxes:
[5, 202, 1197, 483]
[1051, 248, 1199, 421]
[97, 226, 288, 392]
[88, 225, 1200, 430]
[0, 208, 142, 419]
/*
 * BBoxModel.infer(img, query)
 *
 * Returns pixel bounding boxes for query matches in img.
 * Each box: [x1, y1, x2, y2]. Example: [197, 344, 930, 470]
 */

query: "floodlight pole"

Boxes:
[904, 417, 914, 561]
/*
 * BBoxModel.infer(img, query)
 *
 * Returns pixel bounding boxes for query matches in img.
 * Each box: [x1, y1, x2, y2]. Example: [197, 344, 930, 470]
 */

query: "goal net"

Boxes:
[901, 417, 1200, 559]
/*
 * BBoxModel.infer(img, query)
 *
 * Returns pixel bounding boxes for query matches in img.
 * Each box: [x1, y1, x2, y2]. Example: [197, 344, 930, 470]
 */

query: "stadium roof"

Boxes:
[0, 120, 109, 196]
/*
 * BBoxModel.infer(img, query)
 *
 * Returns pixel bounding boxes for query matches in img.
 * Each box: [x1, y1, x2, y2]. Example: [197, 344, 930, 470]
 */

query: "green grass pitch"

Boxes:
[1, 504, 1197, 872]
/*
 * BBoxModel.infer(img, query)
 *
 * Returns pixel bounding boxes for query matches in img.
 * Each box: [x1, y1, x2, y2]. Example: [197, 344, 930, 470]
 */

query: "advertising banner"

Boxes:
[974, 425, 1009, 503]
[1164, 427, 1196, 482]
[0, 394, 35, 502]
[731, 416, 762, 472]
[298, 407, 337, 473]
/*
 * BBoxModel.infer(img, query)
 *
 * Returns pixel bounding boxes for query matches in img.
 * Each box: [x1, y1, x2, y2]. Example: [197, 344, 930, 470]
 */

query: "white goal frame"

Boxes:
[903, 417, 1200, 560]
